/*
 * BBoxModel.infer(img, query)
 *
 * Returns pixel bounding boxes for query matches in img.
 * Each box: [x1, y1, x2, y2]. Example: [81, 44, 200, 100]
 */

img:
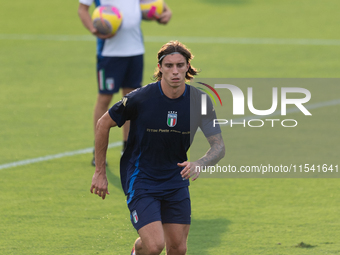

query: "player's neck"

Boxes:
[160, 80, 186, 99]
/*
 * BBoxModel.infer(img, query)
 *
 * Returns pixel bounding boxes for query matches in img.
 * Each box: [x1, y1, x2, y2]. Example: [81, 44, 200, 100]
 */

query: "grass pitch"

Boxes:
[1, 0, 340, 254]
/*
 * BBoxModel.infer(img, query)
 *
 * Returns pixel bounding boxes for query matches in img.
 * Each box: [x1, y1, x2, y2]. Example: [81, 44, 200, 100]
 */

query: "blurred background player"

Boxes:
[78, 0, 172, 165]
[90, 41, 225, 255]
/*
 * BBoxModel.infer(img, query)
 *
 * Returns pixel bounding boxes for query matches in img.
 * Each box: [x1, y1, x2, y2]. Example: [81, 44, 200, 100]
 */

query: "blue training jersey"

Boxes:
[108, 82, 221, 196]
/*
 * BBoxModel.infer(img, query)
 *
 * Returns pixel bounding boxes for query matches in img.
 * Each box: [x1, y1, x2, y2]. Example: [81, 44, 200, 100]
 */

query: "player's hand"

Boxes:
[142, 9, 160, 21]
[178, 161, 200, 181]
[156, 6, 172, 24]
[91, 28, 115, 39]
[90, 171, 110, 200]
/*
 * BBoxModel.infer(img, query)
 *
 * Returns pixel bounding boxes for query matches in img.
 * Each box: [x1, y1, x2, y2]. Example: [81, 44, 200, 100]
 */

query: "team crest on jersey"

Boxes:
[167, 111, 177, 127]
[132, 210, 138, 224]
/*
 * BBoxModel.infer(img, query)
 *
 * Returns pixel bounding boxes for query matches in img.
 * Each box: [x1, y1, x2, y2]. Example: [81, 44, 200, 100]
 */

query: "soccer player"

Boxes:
[78, 0, 172, 165]
[90, 41, 225, 255]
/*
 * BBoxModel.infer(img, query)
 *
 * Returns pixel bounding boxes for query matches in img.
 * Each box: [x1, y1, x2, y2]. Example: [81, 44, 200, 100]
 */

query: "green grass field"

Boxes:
[1, 0, 340, 254]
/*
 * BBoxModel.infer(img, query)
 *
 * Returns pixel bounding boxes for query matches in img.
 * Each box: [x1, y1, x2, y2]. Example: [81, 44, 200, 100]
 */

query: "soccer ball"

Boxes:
[140, 0, 164, 19]
[92, 6, 123, 35]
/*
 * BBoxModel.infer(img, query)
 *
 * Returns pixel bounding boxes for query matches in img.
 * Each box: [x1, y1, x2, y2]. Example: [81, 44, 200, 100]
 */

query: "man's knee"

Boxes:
[166, 242, 187, 255]
[147, 243, 165, 255]
[135, 237, 165, 255]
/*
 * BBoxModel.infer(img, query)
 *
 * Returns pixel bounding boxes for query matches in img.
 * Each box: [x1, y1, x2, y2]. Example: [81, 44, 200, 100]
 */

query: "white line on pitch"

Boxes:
[1, 34, 340, 46]
[0, 142, 122, 171]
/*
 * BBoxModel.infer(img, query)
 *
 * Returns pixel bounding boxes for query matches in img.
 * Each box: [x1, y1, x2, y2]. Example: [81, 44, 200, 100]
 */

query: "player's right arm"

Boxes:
[78, 3, 114, 39]
[90, 112, 117, 200]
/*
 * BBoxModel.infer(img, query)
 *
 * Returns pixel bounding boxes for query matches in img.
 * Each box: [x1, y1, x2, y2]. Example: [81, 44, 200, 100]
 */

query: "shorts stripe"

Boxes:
[98, 69, 105, 90]
[127, 152, 142, 204]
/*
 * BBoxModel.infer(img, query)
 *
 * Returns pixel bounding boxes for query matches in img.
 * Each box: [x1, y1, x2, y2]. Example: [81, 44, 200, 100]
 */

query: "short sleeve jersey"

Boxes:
[79, 0, 144, 57]
[108, 82, 221, 196]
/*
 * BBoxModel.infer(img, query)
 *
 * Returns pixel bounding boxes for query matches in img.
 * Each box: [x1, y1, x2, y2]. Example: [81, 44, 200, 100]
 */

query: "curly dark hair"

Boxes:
[153, 40, 199, 81]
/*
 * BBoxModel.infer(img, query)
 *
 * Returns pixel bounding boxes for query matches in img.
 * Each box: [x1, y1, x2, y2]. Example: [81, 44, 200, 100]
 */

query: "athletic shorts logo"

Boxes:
[167, 112, 177, 127]
[106, 78, 114, 91]
[132, 210, 138, 224]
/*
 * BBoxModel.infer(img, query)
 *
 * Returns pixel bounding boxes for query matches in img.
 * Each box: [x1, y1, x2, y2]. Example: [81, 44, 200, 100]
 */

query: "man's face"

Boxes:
[158, 53, 189, 88]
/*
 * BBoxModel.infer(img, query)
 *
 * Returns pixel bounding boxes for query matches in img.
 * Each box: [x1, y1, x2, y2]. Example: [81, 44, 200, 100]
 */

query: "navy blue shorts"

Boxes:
[96, 54, 143, 94]
[127, 187, 191, 231]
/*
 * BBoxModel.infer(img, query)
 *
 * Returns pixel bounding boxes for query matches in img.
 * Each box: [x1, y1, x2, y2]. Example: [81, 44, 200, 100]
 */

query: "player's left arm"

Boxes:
[179, 133, 225, 181]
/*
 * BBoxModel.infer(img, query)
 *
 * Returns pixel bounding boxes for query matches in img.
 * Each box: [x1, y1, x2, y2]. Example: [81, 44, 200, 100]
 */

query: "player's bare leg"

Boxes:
[163, 223, 190, 255]
[134, 221, 165, 255]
